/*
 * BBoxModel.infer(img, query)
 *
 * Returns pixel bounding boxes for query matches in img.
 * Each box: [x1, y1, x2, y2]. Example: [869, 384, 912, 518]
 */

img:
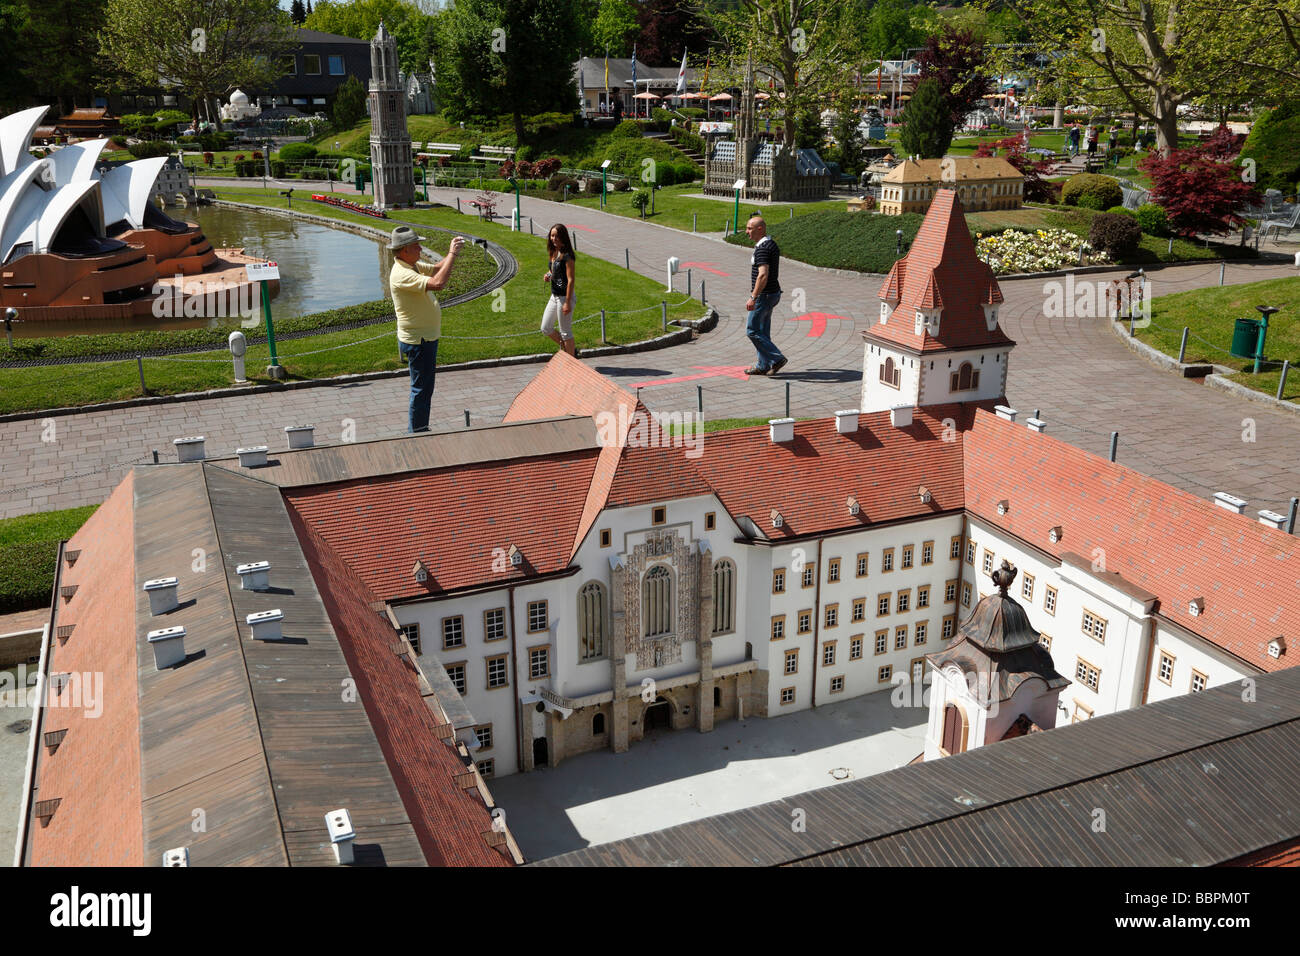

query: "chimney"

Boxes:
[174, 436, 206, 462]
[143, 576, 180, 615]
[147, 625, 187, 670]
[1213, 492, 1247, 514]
[325, 809, 356, 864]
[890, 404, 913, 428]
[835, 409, 859, 434]
[1258, 510, 1287, 531]
[1026, 417, 1046, 432]
[247, 609, 284, 641]
[769, 418, 795, 443]
[284, 424, 315, 449]
[163, 847, 190, 867]
[236, 445, 268, 468]
[994, 405, 1018, 422]
[236, 560, 271, 590]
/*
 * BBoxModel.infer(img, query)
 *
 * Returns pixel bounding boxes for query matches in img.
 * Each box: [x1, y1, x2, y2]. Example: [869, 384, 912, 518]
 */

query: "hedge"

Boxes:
[0, 505, 98, 614]
[1240, 101, 1300, 192]
[726, 210, 925, 273]
[278, 142, 318, 162]
[1088, 212, 1143, 257]
[1062, 173, 1123, 210]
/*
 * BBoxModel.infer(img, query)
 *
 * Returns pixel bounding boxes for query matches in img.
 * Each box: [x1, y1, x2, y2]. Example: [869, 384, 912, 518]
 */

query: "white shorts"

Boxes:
[541, 294, 573, 341]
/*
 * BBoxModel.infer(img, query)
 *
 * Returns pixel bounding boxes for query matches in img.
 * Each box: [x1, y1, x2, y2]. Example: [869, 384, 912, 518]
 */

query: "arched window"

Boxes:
[643, 565, 673, 637]
[578, 581, 606, 661]
[941, 703, 967, 755]
[592, 712, 606, 736]
[880, 357, 900, 388]
[950, 361, 980, 392]
[714, 686, 722, 707]
[712, 559, 736, 634]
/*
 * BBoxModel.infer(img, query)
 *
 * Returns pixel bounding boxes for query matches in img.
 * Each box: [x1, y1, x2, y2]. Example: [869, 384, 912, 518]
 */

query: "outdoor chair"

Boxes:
[1258, 203, 1300, 243]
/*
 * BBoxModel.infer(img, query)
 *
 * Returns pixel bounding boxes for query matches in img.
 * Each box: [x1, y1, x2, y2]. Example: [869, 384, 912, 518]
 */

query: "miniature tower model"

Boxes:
[369, 21, 414, 209]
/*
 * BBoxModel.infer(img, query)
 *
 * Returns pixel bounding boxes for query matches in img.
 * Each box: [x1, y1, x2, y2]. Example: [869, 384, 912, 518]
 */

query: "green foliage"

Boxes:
[860, 0, 925, 60]
[655, 164, 676, 187]
[1105, 205, 1136, 217]
[1088, 212, 1143, 257]
[128, 140, 175, 158]
[581, 136, 683, 178]
[278, 142, 318, 162]
[305, 0, 438, 73]
[592, 0, 638, 56]
[612, 119, 643, 138]
[0, 504, 98, 614]
[332, 75, 367, 132]
[1136, 202, 1170, 236]
[898, 78, 953, 159]
[1240, 102, 1300, 192]
[726, 209, 926, 273]
[630, 189, 650, 216]
[1062, 173, 1123, 210]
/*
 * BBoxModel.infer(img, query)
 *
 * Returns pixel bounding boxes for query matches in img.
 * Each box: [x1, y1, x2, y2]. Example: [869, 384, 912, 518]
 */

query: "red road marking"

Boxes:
[793, 312, 851, 338]
[625, 365, 753, 388]
[680, 261, 730, 277]
[565, 224, 598, 232]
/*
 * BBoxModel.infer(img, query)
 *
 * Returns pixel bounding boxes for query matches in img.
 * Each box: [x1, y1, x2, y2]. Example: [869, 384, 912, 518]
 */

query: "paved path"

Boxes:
[2, 186, 1298, 520]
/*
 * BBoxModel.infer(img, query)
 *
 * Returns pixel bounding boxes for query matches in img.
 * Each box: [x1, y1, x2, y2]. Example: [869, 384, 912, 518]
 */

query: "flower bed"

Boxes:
[975, 228, 1109, 275]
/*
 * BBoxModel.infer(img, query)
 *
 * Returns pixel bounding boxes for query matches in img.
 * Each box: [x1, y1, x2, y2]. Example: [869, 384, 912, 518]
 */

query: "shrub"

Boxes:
[612, 119, 643, 138]
[612, 177, 631, 191]
[533, 157, 562, 178]
[630, 190, 650, 216]
[1240, 101, 1300, 192]
[675, 162, 697, 183]
[1062, 172, 1123, 210]
[655, 164, 676, 187]
[271, 160, 286, 177]
[202, 151, 214, 165]
[1136, 202, 1170, 236]
[127, 140, 174, 159]
[1105, 205, 1136, 217]
[584, 177, 602, 194]
[515, 144, 535, 163]
[548, 174, 578, 195]
[235, 154, 246, 162]
[252, 150, 263, 160]
[1088, 212, 1143, 258]
[279, 142, 318, 162]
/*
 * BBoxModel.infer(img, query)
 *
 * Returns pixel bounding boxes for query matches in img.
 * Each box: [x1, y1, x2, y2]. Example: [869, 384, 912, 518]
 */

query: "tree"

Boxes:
[915, 25, 990, 127]
[436, 0, 584, 143]
[898, 77, 953, 158]
[332, 74, 366, 131]
[635, 0, 717, 65]
[828, 91, 865, 173]
[861, 0, 925, 60]
[3, 0, 110, 116]
[1139, 136, 1261, 236]
[305, 0, 439, 73]
[100, 0, 298, 131]
[592, 0, 638, 57]
[290, 0, 307, 24]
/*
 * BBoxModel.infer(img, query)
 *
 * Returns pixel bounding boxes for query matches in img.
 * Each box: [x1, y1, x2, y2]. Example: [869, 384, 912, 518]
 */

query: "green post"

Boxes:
[261, 280, 282, 376]
[1254, 306, 1279, 375]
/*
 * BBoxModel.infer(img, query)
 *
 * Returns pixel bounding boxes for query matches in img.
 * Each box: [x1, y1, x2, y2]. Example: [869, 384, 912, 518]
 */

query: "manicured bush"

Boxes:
[1240, 101, 1300, 192]
[271, 160, 286, 177]
[127, 140, 175, 159]
[278, 142, 318, 162]
[612, 119, 643, 138]
[252, 150, 263, 160]
[630, 189, 650, 216]
[726, 209, 926, 273]
[1105, 205, 1136, 217]
[1088, 212, 1143, 258]
[655, 164, 676, 186]
[612, 177, 631, 191]
[1136, 202, 1170, 236]
[584, 177, 602, 194]
[674, 162, 697, 183]
[1062, 172, 1123, 210]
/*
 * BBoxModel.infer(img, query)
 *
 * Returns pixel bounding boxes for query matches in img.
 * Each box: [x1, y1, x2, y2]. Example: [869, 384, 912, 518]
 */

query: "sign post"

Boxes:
[733, 179, 746, 236]
[601, 159, 612, 208]
[246, 261, 284, 379]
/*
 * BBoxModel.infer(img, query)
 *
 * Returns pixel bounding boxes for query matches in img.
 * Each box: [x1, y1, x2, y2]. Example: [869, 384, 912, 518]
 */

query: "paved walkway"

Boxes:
[2, 186, 1298, 519]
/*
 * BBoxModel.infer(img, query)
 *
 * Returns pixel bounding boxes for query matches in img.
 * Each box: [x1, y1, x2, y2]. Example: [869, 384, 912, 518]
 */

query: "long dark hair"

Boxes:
[547, 223, 575, 261]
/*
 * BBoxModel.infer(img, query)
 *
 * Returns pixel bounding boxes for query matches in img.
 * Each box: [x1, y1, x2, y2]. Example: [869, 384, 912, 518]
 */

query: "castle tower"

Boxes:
[861, 189, 1013, 414]
[923, 561, 1069, 761]
[369, 21, 414, 209]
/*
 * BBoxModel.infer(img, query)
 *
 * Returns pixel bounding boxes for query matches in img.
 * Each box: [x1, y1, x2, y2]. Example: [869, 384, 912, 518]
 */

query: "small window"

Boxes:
[784, 649, 799, 675]
[486, 655, 510, 689]
[527, 600, 549, 633]
[592, 712, 606, 735]
[1045, 585, 1058, 616]
[599, 528, 611, 548]
[878, 665, 893, 683]
[852, 598, 865, 622]
[944, 580, 957, 603]
[901, 546, 914, 569]
[882, 548, 895, 572]
[877, 594, 891, 616]
[1075, 657, 1101, 692]
[824, 604, 838, 628]
[896, 589, 910, 613]
[856, 553, 868, 577]
[529, 645, 550, 680]
[966, 541, 976, 565]
[823, 642, 836, 666]
[329, 54, 345, 75]
[914, 621, 928, 645]
[780, 687, 796, 705]
[705, 512, 716, 531]
[484, 608, 507, 642]
[475, 725, 493, 750]
[828, 558, 841, 582]
[950, 536, 962, 560]
[917, 585, 931, 609]
[942, 616, 955, 639]
[850, 636, 864, 660]
[1040, 632, 1052, 651]
[399, 623, 421, 654]
[476, 758, 495, 778]
[874, 630, 888, 655]
[921, 541, 934, 565]
[442, 616, 465, 649]
[1190, 669, 1207, 693]
[1081, 609, 1107, 644]
[771, 615, 786, 640]
[894, 625, 908, 650]
[1022, 573, 1035, 602]
[797, 610, 812, 634]
[1158, 651, 1175, 685]
[303, 54, 321, 75]
[830, 675, 845, 694]
[652, 506, 666, 525]
[982, 551, 994, 574]
[772, 568, 786, 593]
[801, 565, 815, 588]
[962, 583, 972, 607]
[447, 663, 467, 695]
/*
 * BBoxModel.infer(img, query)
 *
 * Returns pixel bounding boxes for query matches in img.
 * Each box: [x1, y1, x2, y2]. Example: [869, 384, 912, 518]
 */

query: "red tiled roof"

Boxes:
[869, 190, 1010, 353]
[284, 449, 600, 601]
[963, 408, 1300, 673]
[289, 510, 511, 867]
[692, 405, 982, 540]
[606, 439, 713, 509]
[28, 473, 143, 867]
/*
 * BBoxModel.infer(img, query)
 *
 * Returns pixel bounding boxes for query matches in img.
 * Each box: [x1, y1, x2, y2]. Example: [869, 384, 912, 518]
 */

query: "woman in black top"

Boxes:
[541, 223, 577, 357]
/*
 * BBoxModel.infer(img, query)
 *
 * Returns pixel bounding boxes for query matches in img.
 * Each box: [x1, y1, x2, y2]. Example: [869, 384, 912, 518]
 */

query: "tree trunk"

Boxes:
[513, 109, 525, 148]
[1151, 88, 1180, 155]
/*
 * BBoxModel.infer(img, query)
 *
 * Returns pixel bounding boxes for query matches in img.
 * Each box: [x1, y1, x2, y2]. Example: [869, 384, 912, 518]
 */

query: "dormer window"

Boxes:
[880, 300, 893, 324]
[983, 303, 999, 331]
[915, 308, 941, 336]
[1269, 636, 1286, 659]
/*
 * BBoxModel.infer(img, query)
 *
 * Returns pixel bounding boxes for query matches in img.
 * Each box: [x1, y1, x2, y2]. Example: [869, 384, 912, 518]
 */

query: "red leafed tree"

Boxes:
[1200, 124, 1246, 161]
[915, 25, 991, 127]
[974, 136, 1053, 203]
[1140, 138, 1260, 237]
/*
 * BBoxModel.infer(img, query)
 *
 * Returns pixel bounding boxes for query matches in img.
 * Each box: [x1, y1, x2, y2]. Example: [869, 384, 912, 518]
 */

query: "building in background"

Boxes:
[878, 156, 1024, 215]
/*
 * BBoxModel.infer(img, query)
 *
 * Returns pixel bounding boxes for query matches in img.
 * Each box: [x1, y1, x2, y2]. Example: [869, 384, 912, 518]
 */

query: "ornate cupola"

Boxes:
[922, 560, 1069, 761]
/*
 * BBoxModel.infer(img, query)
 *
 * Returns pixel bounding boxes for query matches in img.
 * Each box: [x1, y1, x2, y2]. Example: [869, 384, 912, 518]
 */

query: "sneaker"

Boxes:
[745, 365, 768, 376]
[769, 357, 789, 375]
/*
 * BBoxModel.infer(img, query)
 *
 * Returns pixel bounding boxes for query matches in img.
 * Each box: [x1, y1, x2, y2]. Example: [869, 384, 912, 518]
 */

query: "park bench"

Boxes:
[414, 141, 464, 161]
[470, 144, 516, 166]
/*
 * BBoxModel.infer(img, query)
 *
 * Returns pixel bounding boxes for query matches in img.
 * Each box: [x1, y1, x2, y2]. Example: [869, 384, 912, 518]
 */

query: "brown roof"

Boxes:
[881, 156, 1024, 184]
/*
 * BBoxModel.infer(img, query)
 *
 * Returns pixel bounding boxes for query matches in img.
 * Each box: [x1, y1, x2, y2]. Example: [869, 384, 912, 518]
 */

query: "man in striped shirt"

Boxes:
[744, 214, 787, 376]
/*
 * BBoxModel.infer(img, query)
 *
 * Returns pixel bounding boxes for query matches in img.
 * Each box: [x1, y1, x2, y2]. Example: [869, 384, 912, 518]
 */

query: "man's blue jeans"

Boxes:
[746, 291, 785, 370]
[399, 337, 438, 432]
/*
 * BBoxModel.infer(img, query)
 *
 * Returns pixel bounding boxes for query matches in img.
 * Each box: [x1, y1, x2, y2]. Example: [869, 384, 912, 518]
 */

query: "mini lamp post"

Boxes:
[896, 228, 903, 255]
[732, 179, 745, 235]
[1254, 305, 1280, 374]
[280, 187, 293, 209]
[246, 261, 284, 379]
[508, 176, 520, 230]
[601, 159, 612, 208]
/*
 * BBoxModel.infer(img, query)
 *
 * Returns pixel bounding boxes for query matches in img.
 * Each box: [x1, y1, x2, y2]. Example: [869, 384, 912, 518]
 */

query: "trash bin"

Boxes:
[1230, 317, 1262, 358]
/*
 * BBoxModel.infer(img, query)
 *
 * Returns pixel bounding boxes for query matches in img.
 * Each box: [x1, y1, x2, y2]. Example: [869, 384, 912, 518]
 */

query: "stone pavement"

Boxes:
[2, 185, 1298, 520]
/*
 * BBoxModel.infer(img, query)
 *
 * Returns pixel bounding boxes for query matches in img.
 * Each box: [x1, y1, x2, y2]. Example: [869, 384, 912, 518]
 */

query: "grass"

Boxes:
[567, 182, 843, 233]
[725, 209, 925, 273]
[1133, 277, 1300, 401]
[0, 505, 98, 614]
[0, 187, 706, 415]
[667, 416, 813, 435]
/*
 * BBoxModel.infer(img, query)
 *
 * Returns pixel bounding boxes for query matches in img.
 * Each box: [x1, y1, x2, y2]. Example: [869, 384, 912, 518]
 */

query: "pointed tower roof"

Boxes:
[375, 20, 391, 42]
[867, 189, 1010, 353]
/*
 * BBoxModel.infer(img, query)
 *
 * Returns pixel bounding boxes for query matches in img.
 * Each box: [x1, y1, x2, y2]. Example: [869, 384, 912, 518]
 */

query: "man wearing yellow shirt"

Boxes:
[388, 225, 465, 432]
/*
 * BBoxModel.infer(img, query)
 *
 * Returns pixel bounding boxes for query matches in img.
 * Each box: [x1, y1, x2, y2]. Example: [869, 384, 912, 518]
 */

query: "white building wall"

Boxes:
[1145, 620, 1251, 703]
[861, 339, 1011, 414]
[861, 339, 922, 413]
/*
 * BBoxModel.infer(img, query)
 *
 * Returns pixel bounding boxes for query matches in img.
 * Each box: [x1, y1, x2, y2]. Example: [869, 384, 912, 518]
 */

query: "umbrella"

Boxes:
[634, 91, 661, 100]
[755, 92, 771, 100]
[681, 91, 707, 100]
[710, 93, 733, 101]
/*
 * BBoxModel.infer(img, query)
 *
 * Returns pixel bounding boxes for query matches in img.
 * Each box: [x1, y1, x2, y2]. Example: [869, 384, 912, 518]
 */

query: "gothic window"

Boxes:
[578, 582, 606, 661]
[950, 361, 980, 392]
[643, 565, 673, 638]
[712, 559, 736, 635]
[879, 357, 900, 388]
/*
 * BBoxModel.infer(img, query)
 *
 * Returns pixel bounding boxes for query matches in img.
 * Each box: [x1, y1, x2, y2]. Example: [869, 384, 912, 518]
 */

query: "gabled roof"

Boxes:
[868, 189, 1010, 353]
[881, 156, 1023, 184]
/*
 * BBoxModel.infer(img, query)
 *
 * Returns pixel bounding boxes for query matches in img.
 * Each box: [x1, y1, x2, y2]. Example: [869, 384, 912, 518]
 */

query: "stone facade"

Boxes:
[368, 22, 414, 209]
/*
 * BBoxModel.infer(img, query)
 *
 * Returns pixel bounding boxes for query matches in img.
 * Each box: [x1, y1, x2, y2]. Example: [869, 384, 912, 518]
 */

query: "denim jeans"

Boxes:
[745, 291, 784, 369]
[399, 337, 438, 432]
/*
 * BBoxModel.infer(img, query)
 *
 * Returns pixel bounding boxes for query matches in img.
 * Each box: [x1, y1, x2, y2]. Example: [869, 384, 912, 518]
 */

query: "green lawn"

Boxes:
[0, 187, 705, 415]
[567, 182, 843, 234]
[1133, 277, 1300, 401]
[0, 505, 98, 614]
